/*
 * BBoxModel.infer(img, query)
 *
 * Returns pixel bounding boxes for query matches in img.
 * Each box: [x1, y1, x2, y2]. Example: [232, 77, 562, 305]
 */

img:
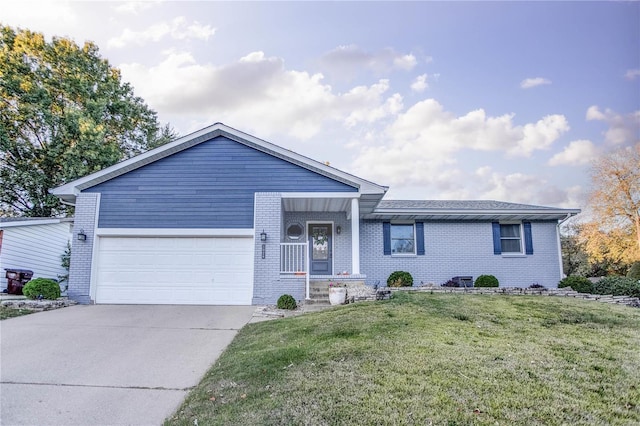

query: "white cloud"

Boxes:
[520, 77, 552, 89]
[393, 54, 418, 71]
[586, 105, 640, 146]
[548, 140, 599, 166]
[0, 1, 79, 37]
[114, 1, 159, 14]
[410, 74, 428, 92]
[120, 50, 402, 139]
[107, 17, 215, 48]
[471, 167, 583, 207]
[625, 68, 640, 80]
[319, 45, 417, 78]
[350, 99, 569, 200]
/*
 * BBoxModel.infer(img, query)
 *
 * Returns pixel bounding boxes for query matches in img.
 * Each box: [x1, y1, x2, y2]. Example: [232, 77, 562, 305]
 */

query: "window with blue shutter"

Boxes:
[416, 222, 425, 255]
[493, 222, 533, 255]
[523, 222, 533, 255]
[383, 222, 391, 255]
[492, 222, 502, 255]
[383, 222, 423, 255]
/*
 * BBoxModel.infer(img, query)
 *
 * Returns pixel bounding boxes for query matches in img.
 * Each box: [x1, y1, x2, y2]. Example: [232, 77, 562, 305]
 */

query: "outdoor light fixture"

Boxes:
[77, 229, 87, 241]
[336, 225, 342, 235]
[260, 230, 267, 259]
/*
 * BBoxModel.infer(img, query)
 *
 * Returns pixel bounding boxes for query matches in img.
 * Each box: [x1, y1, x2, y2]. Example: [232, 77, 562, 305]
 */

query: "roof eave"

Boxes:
[365, 208, 581, 221]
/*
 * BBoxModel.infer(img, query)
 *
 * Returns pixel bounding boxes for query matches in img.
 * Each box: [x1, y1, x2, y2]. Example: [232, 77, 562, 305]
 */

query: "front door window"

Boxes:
[311, 227, 329, 260]
[309, 224, 332, 275]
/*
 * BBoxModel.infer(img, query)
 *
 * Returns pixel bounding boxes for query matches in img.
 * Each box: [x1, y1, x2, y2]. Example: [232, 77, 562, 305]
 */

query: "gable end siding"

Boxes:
[86, 136, 357, 228]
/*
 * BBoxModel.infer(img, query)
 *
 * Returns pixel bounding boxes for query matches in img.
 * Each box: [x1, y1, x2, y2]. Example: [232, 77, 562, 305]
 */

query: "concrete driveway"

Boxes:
[1, 304, 255, 425]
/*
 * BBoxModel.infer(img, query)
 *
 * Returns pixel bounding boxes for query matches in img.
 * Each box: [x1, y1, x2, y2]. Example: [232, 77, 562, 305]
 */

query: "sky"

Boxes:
[2, 1, 639, 210]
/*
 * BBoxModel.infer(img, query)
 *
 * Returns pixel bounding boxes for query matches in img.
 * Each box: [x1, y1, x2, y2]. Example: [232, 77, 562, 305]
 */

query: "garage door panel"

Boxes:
[95, 236, 254, 305]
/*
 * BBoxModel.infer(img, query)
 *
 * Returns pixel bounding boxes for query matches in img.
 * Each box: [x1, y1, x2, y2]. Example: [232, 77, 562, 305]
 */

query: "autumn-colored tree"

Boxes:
[579, 144, 640, 273]
[0, 25, 176, 217]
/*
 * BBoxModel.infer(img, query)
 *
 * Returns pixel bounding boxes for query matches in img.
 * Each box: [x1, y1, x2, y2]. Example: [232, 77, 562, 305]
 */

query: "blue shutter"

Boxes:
[492, 222, 501, 255]
[383, 222, 391, 255]
[416, 222, 425, 255]
[523, 222, 533, 255]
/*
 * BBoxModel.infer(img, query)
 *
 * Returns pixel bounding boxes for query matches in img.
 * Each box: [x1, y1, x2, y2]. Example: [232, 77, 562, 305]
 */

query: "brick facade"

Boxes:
[68, 193, 99, 304]
[360, 220, 562, 288]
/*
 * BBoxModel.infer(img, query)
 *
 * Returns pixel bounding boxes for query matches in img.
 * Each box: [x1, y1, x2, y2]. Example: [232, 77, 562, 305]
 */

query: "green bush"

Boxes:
[474, 275, 499, 287]
[558, 276, 593, 293]
[276, 294, 297, 310]
[22, 278, 60, 300]
[592, 276, 640, 298]
[387, 271, 413, 287]
[627, 262, 640, 280]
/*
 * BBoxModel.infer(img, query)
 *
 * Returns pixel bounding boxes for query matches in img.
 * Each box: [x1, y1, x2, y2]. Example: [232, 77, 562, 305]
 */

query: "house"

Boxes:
[0, 217, 73, 292]
[51, 123, 580, 305]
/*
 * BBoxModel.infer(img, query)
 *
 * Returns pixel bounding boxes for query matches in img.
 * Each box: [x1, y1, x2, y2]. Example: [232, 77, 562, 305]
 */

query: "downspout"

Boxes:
[556, 213, 574, 281]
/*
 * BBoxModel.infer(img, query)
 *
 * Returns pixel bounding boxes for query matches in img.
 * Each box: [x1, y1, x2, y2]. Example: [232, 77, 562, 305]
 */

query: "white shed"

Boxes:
[0, 218, 73, 292]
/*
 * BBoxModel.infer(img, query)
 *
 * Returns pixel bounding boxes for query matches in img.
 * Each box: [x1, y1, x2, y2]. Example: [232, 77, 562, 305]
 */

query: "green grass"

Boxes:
[166, 293, 640, 425]
[0, 305, 34, 320]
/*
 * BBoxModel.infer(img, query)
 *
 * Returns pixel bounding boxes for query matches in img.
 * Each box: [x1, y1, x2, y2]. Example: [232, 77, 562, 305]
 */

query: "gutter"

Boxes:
[556, 212, 578, 280]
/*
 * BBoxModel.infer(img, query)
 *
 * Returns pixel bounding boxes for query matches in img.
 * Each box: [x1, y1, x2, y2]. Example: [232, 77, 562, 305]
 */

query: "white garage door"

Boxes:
[95, 237, 254, 305]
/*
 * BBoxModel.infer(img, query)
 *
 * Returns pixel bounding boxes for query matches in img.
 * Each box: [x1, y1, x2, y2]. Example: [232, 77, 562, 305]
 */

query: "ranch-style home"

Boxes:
[52, 123, 580, 305]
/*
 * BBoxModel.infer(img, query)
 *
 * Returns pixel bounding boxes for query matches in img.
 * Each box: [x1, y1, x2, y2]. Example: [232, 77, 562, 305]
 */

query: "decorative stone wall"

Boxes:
[389, 286, 640, 308]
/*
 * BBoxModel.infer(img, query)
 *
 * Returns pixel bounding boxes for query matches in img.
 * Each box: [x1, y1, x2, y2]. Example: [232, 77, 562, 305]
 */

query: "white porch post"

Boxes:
[351, 198, 360, 274]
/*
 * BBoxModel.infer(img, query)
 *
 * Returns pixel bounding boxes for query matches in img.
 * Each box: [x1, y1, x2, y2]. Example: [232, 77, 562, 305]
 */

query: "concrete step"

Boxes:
[303, 304, 333, 312]
[305, 298, 330, 305]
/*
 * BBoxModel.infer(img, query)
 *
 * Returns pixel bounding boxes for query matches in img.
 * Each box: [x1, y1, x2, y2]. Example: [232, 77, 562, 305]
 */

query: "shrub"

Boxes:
[529, 283, 546, 289]
[276, 294, 297, 310]
[474, 275, 499, 287]
[558, 276, 592, 293]
[592, 276, 640, 298]
[387, 271, 413, 287]
[627, 262, 640, 280]
[441, 279, 459, 287]
[22, 278, 60, 300]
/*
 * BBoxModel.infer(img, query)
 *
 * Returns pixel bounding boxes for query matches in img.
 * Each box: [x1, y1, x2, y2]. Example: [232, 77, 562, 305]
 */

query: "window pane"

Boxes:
[500, 224, 520, 238]
[391, 224, 414, 239]
[392, 239, 415, 254]
[501, 239, 521, 253]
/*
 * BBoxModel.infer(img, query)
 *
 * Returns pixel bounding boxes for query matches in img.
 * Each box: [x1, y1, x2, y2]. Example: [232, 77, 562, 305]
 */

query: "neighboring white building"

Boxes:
[0, 218, 73, 291]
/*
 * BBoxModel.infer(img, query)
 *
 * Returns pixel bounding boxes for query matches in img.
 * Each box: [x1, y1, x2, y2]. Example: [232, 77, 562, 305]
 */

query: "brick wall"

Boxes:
[252, 193, 283, 304]
[68, 193, 99, 304]
[360, 220, 562, 288]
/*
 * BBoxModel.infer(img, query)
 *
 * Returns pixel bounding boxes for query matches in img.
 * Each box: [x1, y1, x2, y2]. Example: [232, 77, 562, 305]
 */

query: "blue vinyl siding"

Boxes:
[86, 136, 357, 228]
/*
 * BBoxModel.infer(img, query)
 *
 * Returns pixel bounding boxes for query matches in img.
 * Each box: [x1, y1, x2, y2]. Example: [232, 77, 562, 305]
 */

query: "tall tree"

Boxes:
[580, 144, 640, 272]
[0, 25, 176, 217]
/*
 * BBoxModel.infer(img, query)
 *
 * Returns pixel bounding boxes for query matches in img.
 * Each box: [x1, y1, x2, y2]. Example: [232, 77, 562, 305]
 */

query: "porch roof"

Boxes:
[281, 192, 384, 216]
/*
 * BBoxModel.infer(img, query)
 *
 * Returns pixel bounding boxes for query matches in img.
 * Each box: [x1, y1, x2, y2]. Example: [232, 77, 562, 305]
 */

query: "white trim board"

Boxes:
[95, 228, 255, 237]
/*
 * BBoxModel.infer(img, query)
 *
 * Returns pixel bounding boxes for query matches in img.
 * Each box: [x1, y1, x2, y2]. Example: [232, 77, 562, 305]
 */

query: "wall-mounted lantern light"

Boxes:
[77, 229, 87, 241]
[336, 225, 342, 235]
[260, 230, 267, 259]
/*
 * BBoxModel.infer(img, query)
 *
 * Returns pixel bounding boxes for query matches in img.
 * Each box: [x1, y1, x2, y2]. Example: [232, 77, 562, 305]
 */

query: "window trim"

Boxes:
[285, 222, 304, 241]
[390, 221, 416, 256]
[499, 222, 524, 255]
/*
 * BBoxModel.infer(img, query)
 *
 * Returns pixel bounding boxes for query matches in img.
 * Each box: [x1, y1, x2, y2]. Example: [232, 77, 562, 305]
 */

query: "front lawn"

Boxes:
[166, 293, 640, 425]
[0, 305, 34, 320]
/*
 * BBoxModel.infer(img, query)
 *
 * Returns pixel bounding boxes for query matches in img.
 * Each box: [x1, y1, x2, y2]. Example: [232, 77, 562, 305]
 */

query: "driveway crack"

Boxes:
[1, 381, 192, 391]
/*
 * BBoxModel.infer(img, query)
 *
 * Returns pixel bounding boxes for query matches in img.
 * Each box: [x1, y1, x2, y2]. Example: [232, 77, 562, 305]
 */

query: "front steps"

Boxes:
[306, 280, 330, 306]
[306, 280, 369, 306]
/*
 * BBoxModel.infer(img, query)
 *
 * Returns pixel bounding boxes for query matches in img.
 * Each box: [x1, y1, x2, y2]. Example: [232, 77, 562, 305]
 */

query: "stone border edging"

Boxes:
[388, 286, 640, 308]
[0, 298, 78, 311]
